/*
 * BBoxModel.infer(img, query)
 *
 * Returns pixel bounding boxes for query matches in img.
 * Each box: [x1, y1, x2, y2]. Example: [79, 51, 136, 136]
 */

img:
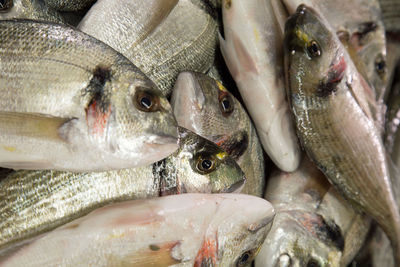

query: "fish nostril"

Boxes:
[277, 253, 291, 267]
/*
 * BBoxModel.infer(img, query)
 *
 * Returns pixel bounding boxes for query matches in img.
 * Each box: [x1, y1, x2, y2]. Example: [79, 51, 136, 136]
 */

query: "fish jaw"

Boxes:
[255, 212, 342, 267]
[220, 0, 301, 171]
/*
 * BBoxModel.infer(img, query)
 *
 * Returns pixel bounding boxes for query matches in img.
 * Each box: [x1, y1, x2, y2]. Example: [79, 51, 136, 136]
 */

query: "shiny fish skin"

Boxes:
[0, 20, 178, 171]
[43, 0, 95, 11]
[78, 0, 218, 96]
[219, 0, 301, 172]
[1, 194, 274, 267]
[0, 0, 64, 22]
[255, 157, 370, 267]
[284, 5, 400, 264]
[0, 127, 245, 254]
[171, 72, 265, 197]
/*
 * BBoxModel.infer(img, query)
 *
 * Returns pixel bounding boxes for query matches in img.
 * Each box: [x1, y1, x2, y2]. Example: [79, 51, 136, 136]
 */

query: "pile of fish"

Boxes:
[0, 0, 399, 266]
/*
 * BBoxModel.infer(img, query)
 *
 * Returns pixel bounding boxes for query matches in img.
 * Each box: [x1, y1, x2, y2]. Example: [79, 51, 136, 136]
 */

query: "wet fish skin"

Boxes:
[284, 4, 400, 264]
[219, 0, 301, 172]
[255, 157, 370, 267]
[0, 127, 245, 254]
[0, 0, 64, 22]
[79, 0, 218, 96]
[1, 194, 274, 267]
[171, 72, 265, 196]
[0, 20, 179, 171]
[43, 0, 95, 11]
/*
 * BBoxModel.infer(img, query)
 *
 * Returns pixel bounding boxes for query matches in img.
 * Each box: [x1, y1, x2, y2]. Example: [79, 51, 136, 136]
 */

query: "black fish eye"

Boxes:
[0, 0, 13, 11]
[220, 95, 234, 116]
[133, 89, 160, 112]
[195, 154, 216, 174]
[307, 258, 321, 267]
[375, 56, 386, 75]
[236, 250, 253, 266]
[307, 40, 321, 58]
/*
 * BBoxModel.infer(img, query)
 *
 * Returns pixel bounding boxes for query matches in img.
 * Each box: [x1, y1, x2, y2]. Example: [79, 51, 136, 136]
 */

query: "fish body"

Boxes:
[255, 157, 370, 267]
[0, 20, 178, 171]
[171, 72, 265, 196]
[0, 127, 245, 254]
[219, 0, 301, 172]
[43, 0, 95, 11]
[1, 193, 274, 267]
[0, 0, 64, 22]
[284, 5, 400, 264]
[78, 0, 218, 96]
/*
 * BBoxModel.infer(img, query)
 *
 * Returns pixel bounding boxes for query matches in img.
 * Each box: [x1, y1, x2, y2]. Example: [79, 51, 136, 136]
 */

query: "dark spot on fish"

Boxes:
[83, 66, 112, 113]
[316, 81, 339, 97]
[322, 219, 345, 251]
[149, 244, 160, 251]
[0, 0, 13, 11]
[357, 22, 378, 36]
[307, 258, 321, 267]
[219, 132, 248, 160]
[316, 56, 346, 97]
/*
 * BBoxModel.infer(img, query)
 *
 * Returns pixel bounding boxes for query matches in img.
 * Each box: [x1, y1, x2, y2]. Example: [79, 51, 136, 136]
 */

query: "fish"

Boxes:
[219, 0, 301, 172]
[42, 0, 95, 11]
[284, 4, 400, 264]
[78, 0, 218, 96]
[255, 156, 370, 267]
[0, 20, 179, 172]
[282, 0, 388, 114]
[171, 71, 265, 197]
[0, 127, 245, 254]
[0, 0, 64, 22]
[0, 193, 274, 266]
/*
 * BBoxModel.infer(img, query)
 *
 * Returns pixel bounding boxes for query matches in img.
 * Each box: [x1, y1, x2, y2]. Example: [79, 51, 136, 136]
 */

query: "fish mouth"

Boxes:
[171, 72, 205, 131]
[222, 176, 246, 193]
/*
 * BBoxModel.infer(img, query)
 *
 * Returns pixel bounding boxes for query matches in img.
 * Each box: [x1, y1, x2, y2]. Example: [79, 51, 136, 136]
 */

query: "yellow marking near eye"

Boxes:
[295, 27, 310, 44]
[3, 146, 16, 152]
[253, 27, 260, 42]
[216, 152, 228, 160]
[216, 80, 228, 92]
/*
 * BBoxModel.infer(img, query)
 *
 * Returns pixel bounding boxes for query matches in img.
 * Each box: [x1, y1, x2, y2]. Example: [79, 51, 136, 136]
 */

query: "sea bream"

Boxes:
[78, 0, 218, 96]
[284, 5, 400, 264]
[171, 72, 265, 196]
[0, 127, 245, 255]
[255, 156, 370, 267]
[0, 194, 275, 266]
[219, 0, 301, 172]
[0, 0, 64, 22]
[0, 20, 178, 172]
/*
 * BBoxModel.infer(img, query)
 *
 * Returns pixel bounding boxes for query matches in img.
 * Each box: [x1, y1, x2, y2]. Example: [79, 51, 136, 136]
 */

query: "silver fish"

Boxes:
[0, 0, 64, 22]
[219, 0, 301, 172]
[171, 71, 265, 197]
[284, 5, 400, 264]
[0, 194, 274, 267]
[255, 156, 370, 267]
[78, 0, 218, 96]
[0, 127, 245, 254]
[42, 0, 95, 11]
[0, 20, 178, 172]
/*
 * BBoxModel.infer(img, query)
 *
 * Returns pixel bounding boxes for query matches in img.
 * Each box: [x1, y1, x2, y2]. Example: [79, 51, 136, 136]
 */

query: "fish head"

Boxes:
[212, 194, 275, 266]
[91, 65, 179, 167]
[171, 72, 249, 160]
[255, 211, 343, 267]
[162, 127, 246, 194]
[284, 4, 346, 99]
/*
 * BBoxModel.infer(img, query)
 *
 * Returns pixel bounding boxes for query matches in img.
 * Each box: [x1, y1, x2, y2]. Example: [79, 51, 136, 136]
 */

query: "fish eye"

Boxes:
[375, 55, 386, 76]
[307, 40, 321, 58]
[236, 250, 254, 266]
[133, 89, 160, 112]
[307, 258, 321, 267]
[195, 154, 216, 174]
[0, 0, 13, 11]
[219, 95, 234, 116]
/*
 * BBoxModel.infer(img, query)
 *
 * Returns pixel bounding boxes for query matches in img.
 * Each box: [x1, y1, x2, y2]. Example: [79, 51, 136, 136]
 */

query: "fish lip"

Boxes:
[221, 176, 246, 193]
[248, 215, 274, 233]
[144, 134, 179, 146]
